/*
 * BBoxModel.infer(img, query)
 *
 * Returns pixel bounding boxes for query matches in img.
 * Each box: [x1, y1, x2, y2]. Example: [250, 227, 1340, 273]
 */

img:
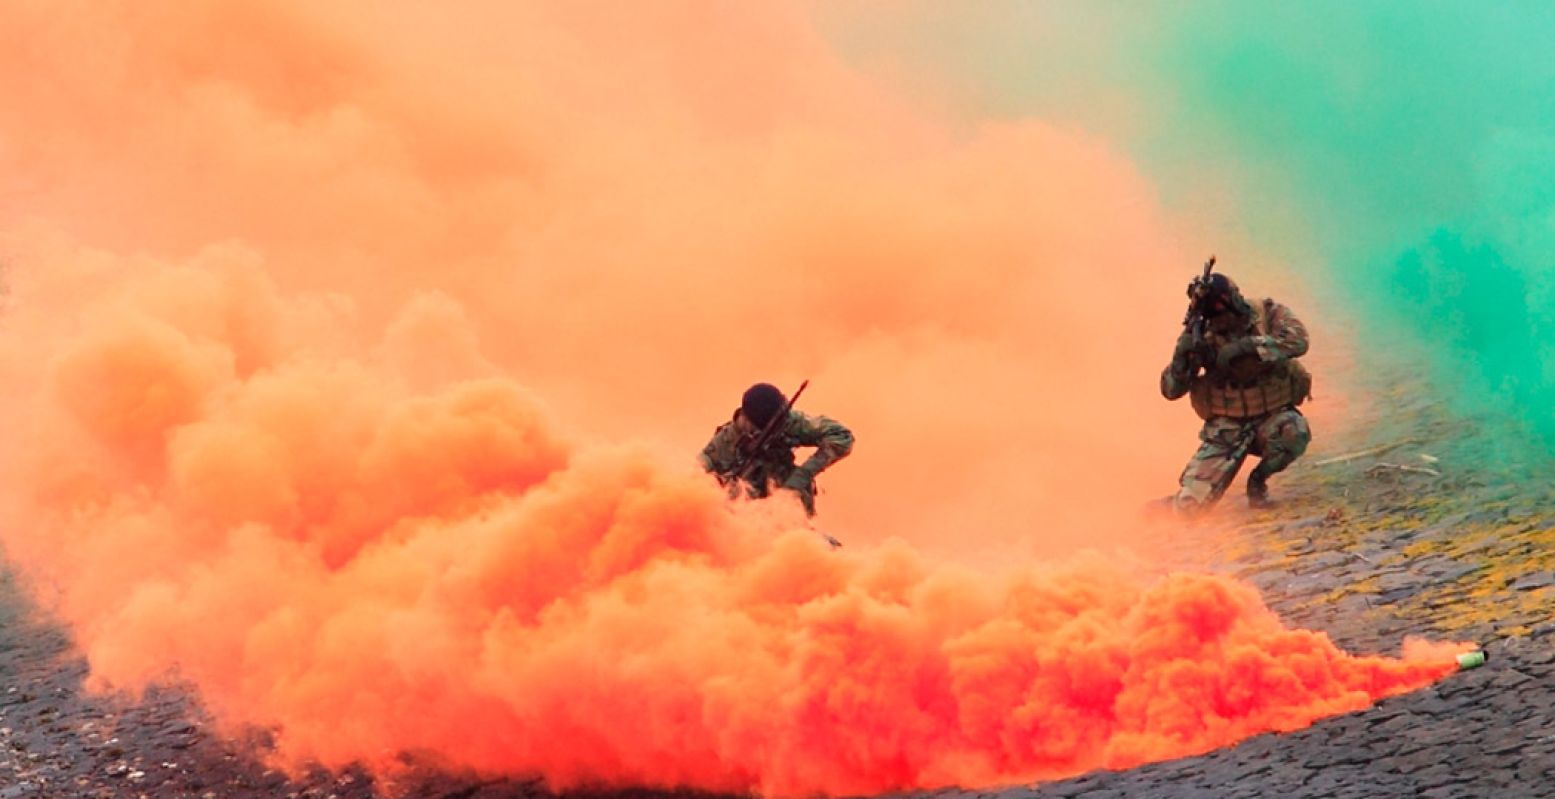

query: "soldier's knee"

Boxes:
[1269, 413, 1311, 458]
[1175, 475, 1220, 507]
[1269, 435, 1308, 462]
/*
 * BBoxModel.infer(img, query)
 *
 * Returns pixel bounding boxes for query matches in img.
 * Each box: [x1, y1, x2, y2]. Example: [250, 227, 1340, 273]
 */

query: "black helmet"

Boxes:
[740, 383, 786, 428]
[1189, 272, 1251, 319]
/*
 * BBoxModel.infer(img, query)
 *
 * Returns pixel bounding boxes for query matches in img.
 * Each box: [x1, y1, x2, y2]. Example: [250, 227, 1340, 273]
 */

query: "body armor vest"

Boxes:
[1189, 299, 1312, 421]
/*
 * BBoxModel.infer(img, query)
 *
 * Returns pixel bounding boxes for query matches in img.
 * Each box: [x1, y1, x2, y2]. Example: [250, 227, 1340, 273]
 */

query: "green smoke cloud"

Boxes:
[823, 1, 1555, 467]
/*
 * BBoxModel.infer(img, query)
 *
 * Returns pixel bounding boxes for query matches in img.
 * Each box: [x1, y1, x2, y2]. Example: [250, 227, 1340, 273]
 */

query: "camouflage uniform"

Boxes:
[699, 409, 854, 515]
[1161, 296, 1312, 511]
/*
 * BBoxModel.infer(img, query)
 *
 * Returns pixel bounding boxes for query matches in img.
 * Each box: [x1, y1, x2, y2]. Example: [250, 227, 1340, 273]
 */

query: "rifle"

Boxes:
[728, 379, 809, 486]
[1183, 255, 1218, 370]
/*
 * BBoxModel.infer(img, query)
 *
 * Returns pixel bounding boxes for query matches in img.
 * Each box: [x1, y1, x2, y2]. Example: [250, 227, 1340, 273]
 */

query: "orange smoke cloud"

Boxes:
[0, 257, 1454, 793]
[0, 0, 1199, 557]
[0, 3, 1445, 797]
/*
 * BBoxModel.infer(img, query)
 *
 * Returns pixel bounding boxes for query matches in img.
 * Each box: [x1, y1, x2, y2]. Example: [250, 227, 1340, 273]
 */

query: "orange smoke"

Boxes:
[0, 258, 1455, 793]
[0, 3, 1447, 797]
[0, 1, 1201, 558]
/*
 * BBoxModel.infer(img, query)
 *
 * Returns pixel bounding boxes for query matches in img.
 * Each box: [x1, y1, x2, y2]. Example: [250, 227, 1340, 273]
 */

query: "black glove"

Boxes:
[781, 467, 817, 516]
[1173, 329, 1196, 357]
[1171, 329, 1204, 373]
[1215, 337, 1259, 371]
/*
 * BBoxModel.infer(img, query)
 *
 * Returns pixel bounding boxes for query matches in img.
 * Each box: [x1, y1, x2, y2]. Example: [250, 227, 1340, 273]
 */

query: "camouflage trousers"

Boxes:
[1174, 408, 1310, 510]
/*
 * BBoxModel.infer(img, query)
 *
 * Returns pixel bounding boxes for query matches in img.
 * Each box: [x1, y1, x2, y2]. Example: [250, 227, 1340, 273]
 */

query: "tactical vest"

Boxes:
[1189, 299, 1313, 421]
[726, 422, 800, 498]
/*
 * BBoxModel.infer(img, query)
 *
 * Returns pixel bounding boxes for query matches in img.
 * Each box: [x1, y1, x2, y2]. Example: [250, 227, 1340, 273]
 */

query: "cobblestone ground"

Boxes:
[993, 391, 1555, 798]
[991, 514, 1555, 799]
[4, 392, 1554, 798]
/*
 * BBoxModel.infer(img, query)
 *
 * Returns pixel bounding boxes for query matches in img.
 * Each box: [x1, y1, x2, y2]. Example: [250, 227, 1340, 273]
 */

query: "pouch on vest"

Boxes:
[1187, 299, 1312, 420]
[1289, 360, 1313, 405]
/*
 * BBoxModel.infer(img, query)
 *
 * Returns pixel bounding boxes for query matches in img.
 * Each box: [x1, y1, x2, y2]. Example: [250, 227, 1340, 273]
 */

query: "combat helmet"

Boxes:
[741, 382, 786, 428]
[1186, 256, 1253, 324]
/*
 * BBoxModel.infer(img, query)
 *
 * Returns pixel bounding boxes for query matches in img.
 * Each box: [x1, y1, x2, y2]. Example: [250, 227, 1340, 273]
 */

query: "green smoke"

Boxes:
[825, 1, 1555, 467]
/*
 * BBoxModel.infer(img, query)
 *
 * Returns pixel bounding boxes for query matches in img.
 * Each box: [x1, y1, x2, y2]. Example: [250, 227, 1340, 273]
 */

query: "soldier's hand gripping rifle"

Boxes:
[726, 379, 809, 486]
[1182, 255, 1219, 371]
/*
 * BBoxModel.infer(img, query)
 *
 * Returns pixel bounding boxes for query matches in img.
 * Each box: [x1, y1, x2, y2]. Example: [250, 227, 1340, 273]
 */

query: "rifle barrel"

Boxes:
[732, 379, 809, 483]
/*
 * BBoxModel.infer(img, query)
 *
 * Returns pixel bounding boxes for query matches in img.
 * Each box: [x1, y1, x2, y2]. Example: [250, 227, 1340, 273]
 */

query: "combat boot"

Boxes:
[1246, 469, 1274, 509]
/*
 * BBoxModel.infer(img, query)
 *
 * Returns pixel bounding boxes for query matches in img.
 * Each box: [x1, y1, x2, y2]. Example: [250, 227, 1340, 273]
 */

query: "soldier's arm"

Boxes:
[699, 422, 740, 476]
[1161, 329, 1196, 400]
[787, 411, 854, 474]
[1253, 301, 1310, 363]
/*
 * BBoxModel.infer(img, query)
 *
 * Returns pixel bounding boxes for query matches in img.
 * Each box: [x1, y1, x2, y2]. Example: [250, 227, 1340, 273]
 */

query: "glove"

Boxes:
[1215, 337, 1259, 371]
[780, 467, 817, 516]
[1172, 329, 1196, 359]
[1172, 329, 1210, 373]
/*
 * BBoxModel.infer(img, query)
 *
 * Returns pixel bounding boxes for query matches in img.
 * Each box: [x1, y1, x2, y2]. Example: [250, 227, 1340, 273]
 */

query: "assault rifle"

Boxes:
[728, 379, 809, 485]
[1183, 255, 1219, 370]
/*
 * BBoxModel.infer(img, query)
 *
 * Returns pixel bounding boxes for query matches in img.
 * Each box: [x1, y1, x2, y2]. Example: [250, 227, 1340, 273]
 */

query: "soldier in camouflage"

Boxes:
[1161, 270, 1313, 513]
[699, 382, 854, 516]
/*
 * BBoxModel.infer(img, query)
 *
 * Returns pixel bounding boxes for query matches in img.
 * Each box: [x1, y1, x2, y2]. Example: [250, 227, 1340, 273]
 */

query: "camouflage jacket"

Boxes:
[1162, 298, 1309, 400]
[699, 409, 854, 498]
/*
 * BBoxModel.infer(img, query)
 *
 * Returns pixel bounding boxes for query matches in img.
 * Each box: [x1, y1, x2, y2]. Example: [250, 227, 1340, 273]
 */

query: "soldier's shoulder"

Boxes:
[791, 409, 849, 433]
[708, 419, 739, 441]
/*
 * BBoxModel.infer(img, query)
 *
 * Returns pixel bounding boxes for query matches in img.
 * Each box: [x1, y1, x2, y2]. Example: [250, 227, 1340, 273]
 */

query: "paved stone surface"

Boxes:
[990, 387, 1555, 798]
[0, 577, 385, 798]
[1001, 636, 1555, 798]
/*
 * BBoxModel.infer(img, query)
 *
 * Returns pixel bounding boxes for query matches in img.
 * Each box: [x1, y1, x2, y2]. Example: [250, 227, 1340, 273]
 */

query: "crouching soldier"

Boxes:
[699, 381, 853, 518]
[1162, 260, 1313, 513]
